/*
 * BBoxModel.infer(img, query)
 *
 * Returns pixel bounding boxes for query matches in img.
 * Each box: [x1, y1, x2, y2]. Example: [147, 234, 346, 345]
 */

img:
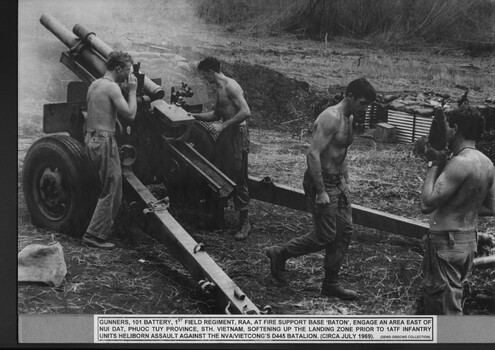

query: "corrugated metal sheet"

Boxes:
[364, 105, 373, 129]
[386, 110, 433, 143]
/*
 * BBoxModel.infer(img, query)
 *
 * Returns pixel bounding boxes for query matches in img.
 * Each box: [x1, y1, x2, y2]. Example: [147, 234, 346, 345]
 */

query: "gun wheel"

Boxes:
[22, 135, 99, 238]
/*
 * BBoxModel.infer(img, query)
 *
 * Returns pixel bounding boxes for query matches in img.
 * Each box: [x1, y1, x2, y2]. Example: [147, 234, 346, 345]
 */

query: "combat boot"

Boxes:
[265, 245, 289, 282]
[321, 282, 358, 301]
[82, 233, 115, 249]
[234, 210, 251, 241]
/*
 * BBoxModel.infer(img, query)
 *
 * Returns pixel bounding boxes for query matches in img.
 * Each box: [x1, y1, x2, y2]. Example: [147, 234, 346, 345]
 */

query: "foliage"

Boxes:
[190, 0, 495, 46]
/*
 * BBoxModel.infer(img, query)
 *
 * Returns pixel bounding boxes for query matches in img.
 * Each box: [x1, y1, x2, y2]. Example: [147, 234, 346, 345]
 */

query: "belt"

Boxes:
[322, 173, 343, 182]
[427, 230, 477, 244]
[87, 130, 114, 138]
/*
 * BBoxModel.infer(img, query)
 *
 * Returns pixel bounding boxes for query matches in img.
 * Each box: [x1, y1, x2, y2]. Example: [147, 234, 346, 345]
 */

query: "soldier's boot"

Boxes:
[234, 210, 251, 241]
[265, 245, 289, 282]
[82, 233, 115, 249]
[321, 282, 358, 301]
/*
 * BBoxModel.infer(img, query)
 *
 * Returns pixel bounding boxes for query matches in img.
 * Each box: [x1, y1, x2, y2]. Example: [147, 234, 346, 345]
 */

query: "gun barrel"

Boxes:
[73, 23, 112, 57]
[73, 23, 165, 100]
[40, 14, 107, 81]
[40, 14, 79, 49]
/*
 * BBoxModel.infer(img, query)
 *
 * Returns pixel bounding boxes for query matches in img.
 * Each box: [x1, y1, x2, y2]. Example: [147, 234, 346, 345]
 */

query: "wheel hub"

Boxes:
[39, 167, 68, 216]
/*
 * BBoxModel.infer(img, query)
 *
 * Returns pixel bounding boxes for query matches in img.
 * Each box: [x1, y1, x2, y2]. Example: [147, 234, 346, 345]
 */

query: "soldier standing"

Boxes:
[193, 57, 252, 241]
[81, 51, 137, 249]
[419, 105, 495, 314]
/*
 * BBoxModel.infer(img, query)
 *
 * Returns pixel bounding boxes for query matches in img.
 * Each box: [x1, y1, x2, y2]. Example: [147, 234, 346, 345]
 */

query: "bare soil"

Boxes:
[18, 1, 494, 316]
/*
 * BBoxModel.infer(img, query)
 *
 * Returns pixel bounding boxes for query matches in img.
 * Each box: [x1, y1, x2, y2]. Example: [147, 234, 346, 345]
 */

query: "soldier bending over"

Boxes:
[193, 57, 252, 241]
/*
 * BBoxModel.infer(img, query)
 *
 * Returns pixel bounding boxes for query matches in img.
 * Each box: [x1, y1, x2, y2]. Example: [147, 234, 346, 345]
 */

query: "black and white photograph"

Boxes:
[16, 0, 495, 345]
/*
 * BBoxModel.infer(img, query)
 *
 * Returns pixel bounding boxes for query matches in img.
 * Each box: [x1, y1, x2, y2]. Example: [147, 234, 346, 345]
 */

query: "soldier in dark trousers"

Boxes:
[266, 78, 376, 300]
[419, 106, 495, 314]
[81, 51, 137, 249]
[193, 57, 252, 241]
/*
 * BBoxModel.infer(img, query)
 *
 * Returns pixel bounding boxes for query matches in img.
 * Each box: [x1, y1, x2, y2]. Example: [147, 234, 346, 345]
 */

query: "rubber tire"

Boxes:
[22, 135, 99, 238]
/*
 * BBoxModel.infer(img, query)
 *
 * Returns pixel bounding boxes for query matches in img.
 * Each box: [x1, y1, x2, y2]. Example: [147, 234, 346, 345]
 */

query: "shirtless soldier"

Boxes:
[81, 51, 137, 249]
[419, 105, 495, 315]
[266, 78, 376, 300]
[193, 57, 252, 241]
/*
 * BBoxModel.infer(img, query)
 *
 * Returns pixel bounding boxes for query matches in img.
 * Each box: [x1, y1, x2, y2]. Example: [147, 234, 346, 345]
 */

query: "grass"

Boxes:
[348, 56, 495, 96]
[18, 222, 211, 315]
[17, 126, 494, 316]
[191, 0, 495, 45]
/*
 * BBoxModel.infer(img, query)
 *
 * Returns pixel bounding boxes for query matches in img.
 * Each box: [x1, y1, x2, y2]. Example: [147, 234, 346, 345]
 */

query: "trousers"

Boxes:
[421, 230, 477, 315]
[214, 124, 250, 212]
[84, 131, 122, 240]
[285, 170, 353, 283]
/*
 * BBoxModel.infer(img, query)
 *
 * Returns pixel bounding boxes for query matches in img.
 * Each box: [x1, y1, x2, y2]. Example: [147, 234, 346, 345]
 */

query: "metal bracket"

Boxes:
[230, 303, 268, 315]
[142, 197, 170, 214]
[152, 197, 170, 208]
[193, 243, 205, 253]
[198, 279, 216, 294]
[243, 308, 260, 315]
[224, 302, 233, 315]
[260, 305, 273, 315]
[69, 39, 85, 56]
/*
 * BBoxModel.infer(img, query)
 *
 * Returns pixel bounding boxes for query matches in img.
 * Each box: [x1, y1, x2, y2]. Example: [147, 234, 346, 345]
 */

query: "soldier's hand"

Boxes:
[127, 74, 138, 92]
[315, 191, 330, 205]
[425, 143, 447, 162]
[212, 123, 224, 134]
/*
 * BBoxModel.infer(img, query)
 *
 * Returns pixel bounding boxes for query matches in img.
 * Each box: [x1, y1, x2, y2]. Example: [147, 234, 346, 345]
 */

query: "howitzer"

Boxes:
[23, 14, 265, 314]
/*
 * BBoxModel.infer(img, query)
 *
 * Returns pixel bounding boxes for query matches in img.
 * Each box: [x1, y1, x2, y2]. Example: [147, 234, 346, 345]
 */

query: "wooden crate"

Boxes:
[374, 122, 396, 143]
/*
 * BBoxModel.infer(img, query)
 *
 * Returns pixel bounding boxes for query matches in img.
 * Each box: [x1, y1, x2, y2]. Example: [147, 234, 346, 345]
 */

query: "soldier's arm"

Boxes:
[341, 159, 349, 183]
[479, 172, 495, 216]
[342, 115, 353, 184]
[218, 83, 251, 131]
[307, 116, 335, 203]
[193, 110, 218, 122]
[421, 158, 467, 214]
[109, 81, 137, 121]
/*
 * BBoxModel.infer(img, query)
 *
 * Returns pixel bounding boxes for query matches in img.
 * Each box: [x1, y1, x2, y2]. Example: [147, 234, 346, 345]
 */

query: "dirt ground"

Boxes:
[18, 1, 494, 316]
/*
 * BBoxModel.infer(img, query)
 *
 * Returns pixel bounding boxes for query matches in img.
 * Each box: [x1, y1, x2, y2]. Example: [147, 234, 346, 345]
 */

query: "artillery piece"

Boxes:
[22, 14, 264, 315]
